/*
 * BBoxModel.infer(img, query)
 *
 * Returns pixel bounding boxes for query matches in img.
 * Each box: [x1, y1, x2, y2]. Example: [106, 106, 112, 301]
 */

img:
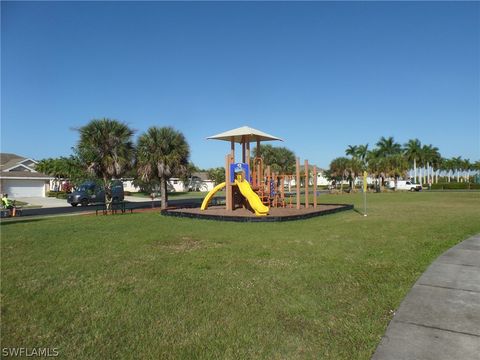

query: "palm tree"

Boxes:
[376, 136, 402, 157]
[357, 144, 369, 164]
[345, 145, 359, 159]
[347, 157, 363, 192]
[416, 146, 428, 185]
[403, 139, 422, 183]
[434, 157, 446, 184]
[345, 145, 364, 191]
[473, 160, 480, 183]
[422, 144, 439, 185]
[387, 154, 409, 186]
[451, 156, 462, 182]
[429, 148, 442, 184]
[473, 160, 480, 175]
[462, 159, 471, 182]
[445, 158, 455, 182]
[366, 149, 387, 190]
[329, 157, 350, 193]
[76, 118, 134, 207]
[136, 126, 190, 210]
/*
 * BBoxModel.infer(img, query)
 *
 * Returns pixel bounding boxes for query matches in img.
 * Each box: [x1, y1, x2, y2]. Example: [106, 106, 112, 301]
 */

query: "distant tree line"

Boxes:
[328, 136, 480, 192]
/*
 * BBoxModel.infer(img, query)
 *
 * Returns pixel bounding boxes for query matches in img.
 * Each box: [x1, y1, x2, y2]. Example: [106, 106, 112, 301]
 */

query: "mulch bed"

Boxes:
[161, 204, 353, 222]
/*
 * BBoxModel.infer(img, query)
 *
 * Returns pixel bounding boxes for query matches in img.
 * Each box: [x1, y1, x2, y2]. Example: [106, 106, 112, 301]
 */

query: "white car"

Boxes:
[396, 180, 422, 192]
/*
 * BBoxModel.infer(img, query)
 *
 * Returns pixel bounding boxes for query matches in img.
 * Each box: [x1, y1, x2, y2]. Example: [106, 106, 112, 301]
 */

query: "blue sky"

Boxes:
[2, 1, 479, 169]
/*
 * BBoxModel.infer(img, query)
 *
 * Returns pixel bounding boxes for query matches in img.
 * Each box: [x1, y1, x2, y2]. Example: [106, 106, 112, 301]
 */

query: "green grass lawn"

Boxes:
[1, 192, 479, 359]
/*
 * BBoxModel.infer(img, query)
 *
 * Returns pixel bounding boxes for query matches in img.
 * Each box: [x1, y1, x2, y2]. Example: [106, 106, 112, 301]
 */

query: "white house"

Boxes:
[121, 172, 215, 193]
[187, 172, 215, 192]
[0, 153, 53, 198]
[316, 171, 331, 186]
[287, 169, 332, 187]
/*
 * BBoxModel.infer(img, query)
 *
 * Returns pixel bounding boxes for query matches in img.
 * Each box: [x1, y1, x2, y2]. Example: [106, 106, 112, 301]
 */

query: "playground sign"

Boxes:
[230, 162, 250, 183]
[363, 171, 368, 192]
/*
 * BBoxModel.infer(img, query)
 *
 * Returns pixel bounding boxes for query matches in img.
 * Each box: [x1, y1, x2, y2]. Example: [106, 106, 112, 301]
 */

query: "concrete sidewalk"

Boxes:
[372, 234, 480, 360]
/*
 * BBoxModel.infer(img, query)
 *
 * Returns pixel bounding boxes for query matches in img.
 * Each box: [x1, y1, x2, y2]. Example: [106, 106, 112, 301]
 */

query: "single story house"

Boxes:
[122, 172, 215, 193]
[187, 172, 215, 192]
[0, 153, 53, 198]
[288, 169, 331, 187]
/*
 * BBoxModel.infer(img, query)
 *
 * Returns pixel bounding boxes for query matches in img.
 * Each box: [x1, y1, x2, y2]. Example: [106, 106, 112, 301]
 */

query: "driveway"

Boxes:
[16, 196, 70, 208]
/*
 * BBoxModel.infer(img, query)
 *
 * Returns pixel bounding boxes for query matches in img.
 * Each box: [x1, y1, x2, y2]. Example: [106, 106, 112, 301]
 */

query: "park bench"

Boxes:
[96, 201, 134, 216]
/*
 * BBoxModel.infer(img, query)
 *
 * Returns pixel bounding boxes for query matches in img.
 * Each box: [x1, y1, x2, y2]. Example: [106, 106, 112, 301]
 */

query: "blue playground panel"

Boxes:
[230, 163, 250, 183]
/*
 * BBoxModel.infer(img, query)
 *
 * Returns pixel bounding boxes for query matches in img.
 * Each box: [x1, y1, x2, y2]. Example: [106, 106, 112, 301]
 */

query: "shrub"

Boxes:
[48, 191, 71, 198]
[431, 183, 480, 190]
[50, 191, 68, 199]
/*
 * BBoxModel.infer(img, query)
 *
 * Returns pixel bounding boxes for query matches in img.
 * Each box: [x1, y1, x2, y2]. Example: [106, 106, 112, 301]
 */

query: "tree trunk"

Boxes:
[160, 178, 168, 210]
[427, 161, 431, 184]
[413, 158, 417, 183]
[104, 178, 112, 210]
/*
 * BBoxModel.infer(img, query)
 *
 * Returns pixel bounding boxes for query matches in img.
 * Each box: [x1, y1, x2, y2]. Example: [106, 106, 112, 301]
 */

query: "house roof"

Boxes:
[0, 153, 52, 180]
[191, 172, 210, 181]
[299, 164, 326, 173]
[207, 126, 283, 143]
[1, 153, 26, 167]
[1, 172, 52, 179]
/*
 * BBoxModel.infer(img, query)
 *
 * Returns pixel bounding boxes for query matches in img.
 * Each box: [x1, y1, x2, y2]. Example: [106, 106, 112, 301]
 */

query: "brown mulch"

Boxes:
[167, 204, 346, 218]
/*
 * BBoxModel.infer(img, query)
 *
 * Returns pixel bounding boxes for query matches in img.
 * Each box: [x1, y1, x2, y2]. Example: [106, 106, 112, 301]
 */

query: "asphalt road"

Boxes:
[18, 198, 205, 218]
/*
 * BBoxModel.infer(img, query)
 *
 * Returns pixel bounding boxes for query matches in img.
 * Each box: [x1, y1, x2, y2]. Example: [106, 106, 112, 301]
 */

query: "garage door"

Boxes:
[3, 180, 45, 197]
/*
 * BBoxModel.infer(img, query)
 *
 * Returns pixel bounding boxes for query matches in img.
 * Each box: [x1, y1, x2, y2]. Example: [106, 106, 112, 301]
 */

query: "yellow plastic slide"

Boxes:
[201, 182, 226, 210]
[234, 179, 269, 216]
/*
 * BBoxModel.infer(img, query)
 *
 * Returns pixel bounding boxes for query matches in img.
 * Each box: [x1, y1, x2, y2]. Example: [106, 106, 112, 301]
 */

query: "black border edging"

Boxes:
[161, 204, 354, 222]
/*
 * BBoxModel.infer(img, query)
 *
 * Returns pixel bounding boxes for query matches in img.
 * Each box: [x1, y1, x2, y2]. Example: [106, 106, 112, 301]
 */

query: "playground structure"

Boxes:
[200, 126, 320, 216]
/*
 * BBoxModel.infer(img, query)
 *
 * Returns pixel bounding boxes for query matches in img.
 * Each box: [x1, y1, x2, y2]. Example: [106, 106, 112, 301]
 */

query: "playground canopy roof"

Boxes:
[207, 126, 283, 143]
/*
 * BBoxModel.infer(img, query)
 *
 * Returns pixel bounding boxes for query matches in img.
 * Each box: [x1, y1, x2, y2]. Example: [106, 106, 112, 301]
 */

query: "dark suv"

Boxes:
[67, 181, 124, 207]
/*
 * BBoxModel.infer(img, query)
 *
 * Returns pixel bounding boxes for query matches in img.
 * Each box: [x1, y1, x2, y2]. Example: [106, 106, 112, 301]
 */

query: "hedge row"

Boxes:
[430, 183, 480, 190]
[47, 191, 69, 199]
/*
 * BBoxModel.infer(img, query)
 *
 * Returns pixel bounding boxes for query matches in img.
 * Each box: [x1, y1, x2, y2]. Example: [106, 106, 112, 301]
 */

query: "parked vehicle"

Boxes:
[67, 181, 124, 207]
[396, 180, 422, 191]
[386, 180, 422, 191]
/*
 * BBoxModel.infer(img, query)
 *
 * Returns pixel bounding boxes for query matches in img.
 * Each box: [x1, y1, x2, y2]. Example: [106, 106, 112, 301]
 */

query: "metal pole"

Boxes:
[364, 189, 367, 217]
